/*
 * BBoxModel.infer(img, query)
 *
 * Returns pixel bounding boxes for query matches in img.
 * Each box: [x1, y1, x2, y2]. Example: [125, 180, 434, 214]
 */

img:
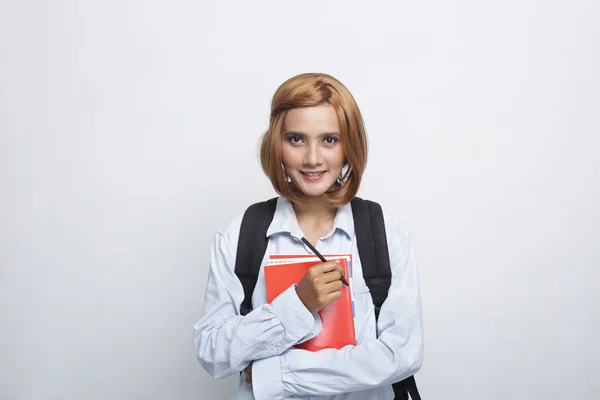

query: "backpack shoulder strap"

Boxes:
[351, 197, 392, 320]
[234, 197, 278, 316]
[351, 197, 421, 400]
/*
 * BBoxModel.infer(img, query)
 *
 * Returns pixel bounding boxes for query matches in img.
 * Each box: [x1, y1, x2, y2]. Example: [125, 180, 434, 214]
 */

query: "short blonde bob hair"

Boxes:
[259, 73, 368, 207]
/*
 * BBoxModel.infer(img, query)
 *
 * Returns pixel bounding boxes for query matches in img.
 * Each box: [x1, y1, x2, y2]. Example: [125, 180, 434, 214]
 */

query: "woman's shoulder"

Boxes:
[382, 211, 411, 242]
[355, 197, 411, 240]
[215, 212, 245, 243]
[351, 198, 414, 272]
[369, 203, 415, 272]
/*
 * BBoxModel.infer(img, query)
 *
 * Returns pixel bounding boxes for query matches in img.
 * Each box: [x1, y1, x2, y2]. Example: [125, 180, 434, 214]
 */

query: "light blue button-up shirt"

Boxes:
[194, 197, 423, 400]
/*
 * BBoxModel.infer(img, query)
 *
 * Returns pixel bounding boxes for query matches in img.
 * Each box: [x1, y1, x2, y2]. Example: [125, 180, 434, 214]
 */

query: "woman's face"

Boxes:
[281, 104, 345, 200]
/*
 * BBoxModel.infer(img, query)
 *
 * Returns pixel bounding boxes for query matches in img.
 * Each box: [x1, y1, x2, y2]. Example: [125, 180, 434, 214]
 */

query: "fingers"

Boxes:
[298, 260, 347, 313]
[323, 290, 342, 304]
[319, 260, 345, 274]
[244, 362, 252, 385]
[323, 280, 344, 293]
[321, 269, 343, 284]
[314, 280, 343, 306]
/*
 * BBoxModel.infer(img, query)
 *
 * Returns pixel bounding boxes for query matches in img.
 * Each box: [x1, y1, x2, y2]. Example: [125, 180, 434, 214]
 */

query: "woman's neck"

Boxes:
[291, 196, 337, 244]
[292, 195, 336, 219]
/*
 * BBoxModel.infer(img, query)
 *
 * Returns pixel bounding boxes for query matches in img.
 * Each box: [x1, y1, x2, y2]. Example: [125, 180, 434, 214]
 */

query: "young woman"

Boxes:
[194, 73, 423, 399]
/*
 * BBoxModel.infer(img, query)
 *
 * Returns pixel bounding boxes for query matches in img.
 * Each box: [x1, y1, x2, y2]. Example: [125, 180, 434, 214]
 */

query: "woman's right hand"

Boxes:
[295, 260, 346, 313]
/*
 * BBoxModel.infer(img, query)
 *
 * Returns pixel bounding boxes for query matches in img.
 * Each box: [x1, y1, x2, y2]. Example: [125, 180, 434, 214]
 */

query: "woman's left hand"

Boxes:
[243, 362, 253, 385]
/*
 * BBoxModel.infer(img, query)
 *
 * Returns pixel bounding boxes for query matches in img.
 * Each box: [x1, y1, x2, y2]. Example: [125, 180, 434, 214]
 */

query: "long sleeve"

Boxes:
[252, 218, 424, 399]
[193, 217, 322, 379]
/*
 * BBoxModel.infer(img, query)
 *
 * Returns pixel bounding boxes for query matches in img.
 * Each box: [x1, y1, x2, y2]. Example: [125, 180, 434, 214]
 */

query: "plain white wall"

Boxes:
[1, 0, 599, 399]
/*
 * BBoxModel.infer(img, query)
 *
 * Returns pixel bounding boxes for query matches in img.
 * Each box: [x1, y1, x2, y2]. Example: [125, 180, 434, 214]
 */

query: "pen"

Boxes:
[301, 237, 349, 286]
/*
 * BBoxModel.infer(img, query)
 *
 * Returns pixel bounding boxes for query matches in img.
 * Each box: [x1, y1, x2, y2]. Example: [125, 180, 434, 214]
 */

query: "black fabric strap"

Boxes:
[405, 376, 421, 400]
[351, 198, 392, 320]
[234, 197, 278, 316]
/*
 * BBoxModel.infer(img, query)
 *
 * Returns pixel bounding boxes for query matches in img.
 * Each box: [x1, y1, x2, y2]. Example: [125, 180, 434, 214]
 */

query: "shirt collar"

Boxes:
[266, 197, 354, 239]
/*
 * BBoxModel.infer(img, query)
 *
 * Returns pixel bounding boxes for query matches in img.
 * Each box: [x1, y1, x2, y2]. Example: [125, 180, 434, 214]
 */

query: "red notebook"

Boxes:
[264, 254, 356, 352]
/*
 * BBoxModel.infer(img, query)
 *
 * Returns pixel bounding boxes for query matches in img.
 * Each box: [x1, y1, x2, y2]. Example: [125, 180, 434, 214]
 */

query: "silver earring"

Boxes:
[282, 163, 291, 183]
[337, 164, 350, 186]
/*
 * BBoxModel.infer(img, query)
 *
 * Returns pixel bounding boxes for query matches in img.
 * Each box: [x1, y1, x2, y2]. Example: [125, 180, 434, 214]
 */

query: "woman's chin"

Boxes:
[294, 184, 335, 199]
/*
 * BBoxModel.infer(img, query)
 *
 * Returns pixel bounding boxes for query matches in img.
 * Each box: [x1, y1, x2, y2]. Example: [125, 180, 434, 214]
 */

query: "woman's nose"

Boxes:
[304, 144, 323, 166]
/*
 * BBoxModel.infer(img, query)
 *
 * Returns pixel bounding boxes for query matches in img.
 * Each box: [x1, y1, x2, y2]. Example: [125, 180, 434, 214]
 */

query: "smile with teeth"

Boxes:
[301, 171, 325, 176]
[300, 170, 326, 181]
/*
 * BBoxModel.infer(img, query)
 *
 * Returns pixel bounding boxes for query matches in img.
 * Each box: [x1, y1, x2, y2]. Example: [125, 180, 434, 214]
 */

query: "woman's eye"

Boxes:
[325, 136, 338, 144]
[291, 136, 302, 143]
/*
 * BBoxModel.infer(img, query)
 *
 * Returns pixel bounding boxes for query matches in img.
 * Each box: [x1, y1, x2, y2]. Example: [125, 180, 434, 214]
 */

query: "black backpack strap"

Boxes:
[234, 197, 278, 316]
[351, 197, 392, 320]
[405, 376, 421, 400]
[351, 197, 421, 400]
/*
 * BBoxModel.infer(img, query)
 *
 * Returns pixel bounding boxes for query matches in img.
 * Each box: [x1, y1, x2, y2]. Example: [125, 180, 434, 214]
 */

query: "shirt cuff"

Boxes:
[252, 355, 284, 400]
[297, 310, 322, 344]
[271, 284, 318, 343]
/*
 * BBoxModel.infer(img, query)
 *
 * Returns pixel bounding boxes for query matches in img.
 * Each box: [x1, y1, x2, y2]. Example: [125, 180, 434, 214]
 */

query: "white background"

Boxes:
[1, 0, 599, 399]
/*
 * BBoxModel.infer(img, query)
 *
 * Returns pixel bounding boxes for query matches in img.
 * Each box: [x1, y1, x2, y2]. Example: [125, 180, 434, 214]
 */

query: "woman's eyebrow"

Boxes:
[284, 131, 306, 137]
[285, 131, 340, 138]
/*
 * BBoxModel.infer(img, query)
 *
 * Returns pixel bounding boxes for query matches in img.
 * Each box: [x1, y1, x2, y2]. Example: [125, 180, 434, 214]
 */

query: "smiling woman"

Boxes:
[193, 73, 424, 400]
[281, 105, 346, 200]
[259, 73, 368, 208]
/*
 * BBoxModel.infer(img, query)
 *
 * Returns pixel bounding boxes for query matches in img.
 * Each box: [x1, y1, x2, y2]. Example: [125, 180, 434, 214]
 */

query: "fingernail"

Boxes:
[335, 260, 340, 264]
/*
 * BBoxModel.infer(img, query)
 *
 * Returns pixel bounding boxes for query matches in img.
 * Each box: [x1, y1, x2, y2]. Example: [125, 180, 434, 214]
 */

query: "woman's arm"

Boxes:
[251, 217, 424, 398]
[193, 216, 321, 379]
